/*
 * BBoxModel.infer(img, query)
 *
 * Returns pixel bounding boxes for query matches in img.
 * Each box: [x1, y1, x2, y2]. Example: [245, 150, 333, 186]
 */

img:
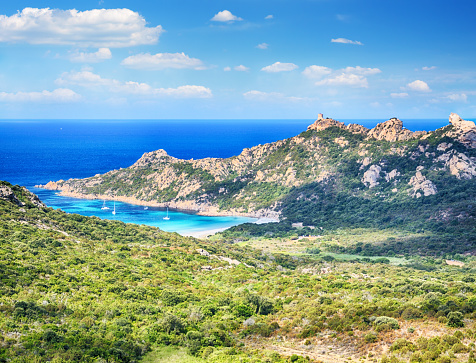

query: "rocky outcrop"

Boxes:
[446, 113, 476, 148]
[436, 150, 476, 179]
[307, 115, 427, 142]
[0, 184, 46, 208]
[0, 185, 23, 206]
[367, 118, 426, 142]
[307, 117, 347, 132]
[362, 165, 382, 188]
[408, 169, 437, 198]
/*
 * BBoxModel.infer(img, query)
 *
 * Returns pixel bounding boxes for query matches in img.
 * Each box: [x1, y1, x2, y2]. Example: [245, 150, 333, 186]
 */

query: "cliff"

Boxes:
[39, 113, 476, 224]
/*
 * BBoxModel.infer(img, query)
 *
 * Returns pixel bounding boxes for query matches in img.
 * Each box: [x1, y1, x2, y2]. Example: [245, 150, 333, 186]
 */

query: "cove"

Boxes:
[31, 188, 256, 237]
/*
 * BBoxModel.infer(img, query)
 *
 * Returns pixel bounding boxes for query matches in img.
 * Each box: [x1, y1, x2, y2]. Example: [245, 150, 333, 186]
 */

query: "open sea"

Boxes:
[0, 118, 454, 235]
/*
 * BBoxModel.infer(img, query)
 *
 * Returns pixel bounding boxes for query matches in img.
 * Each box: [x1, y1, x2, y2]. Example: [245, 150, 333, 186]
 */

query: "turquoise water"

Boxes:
[32, 188, 256, 236]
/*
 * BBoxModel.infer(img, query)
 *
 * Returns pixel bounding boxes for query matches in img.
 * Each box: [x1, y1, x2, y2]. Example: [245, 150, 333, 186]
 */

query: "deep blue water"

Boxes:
[0, 118, 453, 235]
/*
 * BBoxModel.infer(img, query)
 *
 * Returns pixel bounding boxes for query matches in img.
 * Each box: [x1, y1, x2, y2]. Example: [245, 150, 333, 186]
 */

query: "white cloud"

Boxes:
[211, 10, 242, 22]
[265, 15, 273, 20]
[422, 66, 437, 71]
[406, 80, 431, 92]
[0, 8, 163, 47]
[243, 90, 309, 102]
[261, 62, 298, 73]
[302, 65, 332, 79]
[121, 52, 206, 70]
[256, 43, 269, 50]
[305, 65, 381, 88]
[0, 88, 81, 103]
[316, 73, 368, 88]
[56, 70, 212, 98]
[341, 66, 381, 76]
[223, 66, 231, 72]
[69, 48, 112, 63]
[234, 65, 249, 71]
[391, 92, 409, 98]
[447, 93, 467, 102]
[331, 38, 363, 45]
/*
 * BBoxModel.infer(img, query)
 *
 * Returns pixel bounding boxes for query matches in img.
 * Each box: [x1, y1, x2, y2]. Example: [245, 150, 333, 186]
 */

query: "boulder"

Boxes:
[362, 165, 382, 188]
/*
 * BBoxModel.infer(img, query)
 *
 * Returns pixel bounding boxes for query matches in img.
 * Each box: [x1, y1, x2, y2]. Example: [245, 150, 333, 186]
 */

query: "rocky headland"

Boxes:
[38, 113, 476, 221]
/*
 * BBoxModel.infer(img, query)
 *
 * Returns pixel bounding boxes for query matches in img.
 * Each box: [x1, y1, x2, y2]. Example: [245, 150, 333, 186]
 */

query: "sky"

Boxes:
[0, 0, 475, 120]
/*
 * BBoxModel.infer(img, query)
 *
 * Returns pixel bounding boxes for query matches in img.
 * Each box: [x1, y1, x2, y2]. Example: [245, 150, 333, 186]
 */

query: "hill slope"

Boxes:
[3, 181, 476, 363]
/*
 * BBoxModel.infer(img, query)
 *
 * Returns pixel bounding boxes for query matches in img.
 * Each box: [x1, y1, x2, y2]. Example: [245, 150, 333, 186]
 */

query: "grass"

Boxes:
[142, 346, 205, 363]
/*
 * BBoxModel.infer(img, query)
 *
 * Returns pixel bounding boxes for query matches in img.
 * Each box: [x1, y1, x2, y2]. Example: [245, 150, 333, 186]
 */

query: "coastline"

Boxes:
[35, 185, 280, 222]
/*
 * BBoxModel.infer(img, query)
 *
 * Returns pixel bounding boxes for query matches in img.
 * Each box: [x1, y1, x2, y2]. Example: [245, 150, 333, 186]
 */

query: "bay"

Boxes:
[0, 118, 453, 235]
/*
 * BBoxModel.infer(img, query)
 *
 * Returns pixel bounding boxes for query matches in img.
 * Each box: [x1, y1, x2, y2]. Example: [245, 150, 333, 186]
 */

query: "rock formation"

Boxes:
[362, 165, 382, 188]
[446, 113, 476, 148]
[408, 169, 438, 198]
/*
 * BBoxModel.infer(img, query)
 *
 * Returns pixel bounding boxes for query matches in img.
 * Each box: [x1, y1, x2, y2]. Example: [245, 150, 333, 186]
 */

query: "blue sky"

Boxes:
[0, 0, 475, 119]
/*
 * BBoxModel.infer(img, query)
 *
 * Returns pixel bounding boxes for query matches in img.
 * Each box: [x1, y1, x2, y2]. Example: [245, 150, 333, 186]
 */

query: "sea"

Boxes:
[0, 118, 454, 236]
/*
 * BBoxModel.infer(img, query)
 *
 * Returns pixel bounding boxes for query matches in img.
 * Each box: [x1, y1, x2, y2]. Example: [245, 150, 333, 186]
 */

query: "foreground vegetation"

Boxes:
[1, 181, 476, 363]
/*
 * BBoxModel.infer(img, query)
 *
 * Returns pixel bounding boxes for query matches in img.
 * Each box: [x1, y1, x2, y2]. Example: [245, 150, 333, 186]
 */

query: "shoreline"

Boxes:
[34, 185, 280, 222]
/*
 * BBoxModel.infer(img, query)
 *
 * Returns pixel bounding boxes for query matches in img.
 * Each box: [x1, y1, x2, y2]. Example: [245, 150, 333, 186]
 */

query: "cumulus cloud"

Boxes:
[406, 80, 431, 92]
[331, 38, 363, 45]
[265, 15, 273, 20]
[56, 70, 212, 98]
[0, 88, 81, 103]
[341, 66, 381, 76]
[0, 8, 163, 47]
[256, 43, 269, 50]
[121, 52, 206, 70]
[261, 62, 298, 73]
[211, 10, 242, 22]
[305, 65, 381, 88]
[234, 65, 249, 71]
[69, 48, 112, 63]
[422, 66, 437, 71]
[243, 90, 309, 102]
[302, 65, 332, 79]
[315, 73, 368, 88]
[390, 92, 409, 98]
[223, 66, 231, 71]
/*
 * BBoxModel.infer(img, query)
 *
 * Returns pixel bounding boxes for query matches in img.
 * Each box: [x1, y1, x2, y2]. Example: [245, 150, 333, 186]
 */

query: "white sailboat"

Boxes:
[163, 206, 170, 220]
[101, 199, 109, 210]
[112, 200, 116, 215]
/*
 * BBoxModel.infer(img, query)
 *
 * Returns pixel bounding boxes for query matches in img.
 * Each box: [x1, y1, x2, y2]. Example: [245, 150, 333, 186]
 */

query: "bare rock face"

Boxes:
[436, 150, 476, 179]
[362, 165, 382, 188]
[346, 123, 369, 135]
[0, 185, 23, 206]
[307, 117, 346, 132]
[385, 169, 400, 182]
[447, 113, 476, 148]
[408, 170, 437, 198]
[0, 184, 46, 208]
[367, 118, 425, 142]
[449, 113, 476, 132]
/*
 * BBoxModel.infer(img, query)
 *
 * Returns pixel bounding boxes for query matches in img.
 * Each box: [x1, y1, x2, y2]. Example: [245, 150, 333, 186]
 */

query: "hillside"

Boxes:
[3, 181, 476, 363]
[39, 113, 476, 254]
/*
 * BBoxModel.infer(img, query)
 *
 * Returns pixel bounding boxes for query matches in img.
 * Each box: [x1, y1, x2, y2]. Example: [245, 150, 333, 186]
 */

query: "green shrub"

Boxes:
[447, 312, 464, 328]
[373, 316, 399, 330]
[364, 332, 378, 343]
